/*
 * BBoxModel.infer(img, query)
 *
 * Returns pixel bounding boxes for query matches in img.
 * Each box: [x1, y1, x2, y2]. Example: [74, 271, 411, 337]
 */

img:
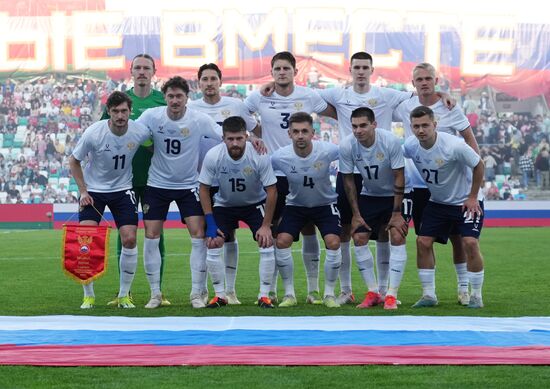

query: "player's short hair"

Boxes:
[351, 107, 375, 123]
[289, 112, 313, 127]
[222, 116, 247, 133]
[271, 51, 296, 69]
[413, 62, 436, 77]
[410, 105, 435, 121]
[161, 76, 190, 95]
[106, 91, 132, 111]
[198, 63, 222, 80]
[131, 53, 156, 70]
[350, 51, 373, 64]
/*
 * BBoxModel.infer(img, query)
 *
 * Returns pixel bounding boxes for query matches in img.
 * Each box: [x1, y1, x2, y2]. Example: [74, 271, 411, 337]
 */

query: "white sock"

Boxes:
[339, 241, 352, 294]
[354, 244, 379, 293]
[259, 247, 275, 297]
[376, 241, 390, 296]
[144, 237, 161, 295]
[455, 262, 469, 293]
[302, 234, 320, 293]
[118, 246, 138, 297]
[324, 248, 341, 297]
[468, 270, 484, 298]
[271, 246, 279, 294]
[224, 240, 239, 293]
[206, 247, 226, 297]
[418, 268, 436, 298]
[82, 282, 94, 297]
[190, 238, 207, 295]
[387, 244, 407, 298]
[276, 247, 295, 297]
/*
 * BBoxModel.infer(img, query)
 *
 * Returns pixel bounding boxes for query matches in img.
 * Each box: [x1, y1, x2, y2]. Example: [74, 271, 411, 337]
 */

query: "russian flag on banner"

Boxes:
[1, 316, 550, 366]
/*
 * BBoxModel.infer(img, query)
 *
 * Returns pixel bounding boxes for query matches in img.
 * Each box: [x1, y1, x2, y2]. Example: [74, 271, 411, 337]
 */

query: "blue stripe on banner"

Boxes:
[3, 329, 550, 347]
[485, 210, 550, 219]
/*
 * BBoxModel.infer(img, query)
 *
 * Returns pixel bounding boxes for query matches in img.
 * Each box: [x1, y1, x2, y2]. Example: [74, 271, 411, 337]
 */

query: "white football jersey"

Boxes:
[319, 85, 411, 137]
[244, 86, 327, 160]
[187, 96, 257, 130]
[271, 141, 339, 207]
[339, 129, 404, 197]
[199, 143, 277, 207]
[137, 107, 222, 189]
[403, 132, 481, 206]
[72, 120, 150, 192]
[395, 97, 471, 189]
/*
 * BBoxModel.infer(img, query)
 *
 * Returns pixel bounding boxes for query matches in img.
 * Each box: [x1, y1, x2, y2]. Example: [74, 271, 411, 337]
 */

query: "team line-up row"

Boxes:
[71, 51, 485, 311]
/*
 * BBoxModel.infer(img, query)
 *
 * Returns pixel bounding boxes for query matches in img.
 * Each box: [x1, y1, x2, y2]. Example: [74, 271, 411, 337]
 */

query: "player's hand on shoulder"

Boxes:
[260, 82, 275, 97]
[250, 137, 267, 155]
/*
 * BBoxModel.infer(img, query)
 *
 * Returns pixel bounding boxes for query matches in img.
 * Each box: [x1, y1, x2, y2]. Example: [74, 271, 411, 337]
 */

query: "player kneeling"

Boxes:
[271, 112, 342, 308]
[199, 116, 278, 308]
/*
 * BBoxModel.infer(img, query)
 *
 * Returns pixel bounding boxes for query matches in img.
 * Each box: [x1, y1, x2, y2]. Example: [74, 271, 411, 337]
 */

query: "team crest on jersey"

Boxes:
[243, 166, 254, 176]
[142, 204, 150, 214]
[221, 109, 231, 118]
[376, 152, 385, 161]
[127, 142, 136, 150]
[368, 99, 377, 107]
[294, 102, 303, 111]
[313, 161, 323, 170]
[180, 127, 190, 137]
[435, 158, 445, 167]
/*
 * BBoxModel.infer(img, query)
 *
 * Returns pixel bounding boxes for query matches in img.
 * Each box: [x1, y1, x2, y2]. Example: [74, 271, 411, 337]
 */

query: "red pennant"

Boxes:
[61, 225, 111, 284]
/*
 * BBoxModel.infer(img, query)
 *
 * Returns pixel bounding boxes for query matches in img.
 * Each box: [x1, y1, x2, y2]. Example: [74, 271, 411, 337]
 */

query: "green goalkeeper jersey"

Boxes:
[101, 88, 166, 187]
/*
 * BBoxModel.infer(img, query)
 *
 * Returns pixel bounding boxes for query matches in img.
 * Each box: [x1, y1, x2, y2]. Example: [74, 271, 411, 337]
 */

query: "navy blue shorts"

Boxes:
[278, 204, 341, 241]
[336, 172, 363, 225]
[274, 176, 289, 222]
[79, 190, 138, 228]
[214, 201, 266, 242]
[142, 186, 203, 222]
[412, 187, 459, 243]
[419, 201, 484, 241]
[354, 195, 394, 235]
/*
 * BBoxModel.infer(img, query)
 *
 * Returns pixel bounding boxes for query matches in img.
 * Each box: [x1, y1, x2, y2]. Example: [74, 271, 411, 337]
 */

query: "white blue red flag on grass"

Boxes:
[1, 316, 550, 365]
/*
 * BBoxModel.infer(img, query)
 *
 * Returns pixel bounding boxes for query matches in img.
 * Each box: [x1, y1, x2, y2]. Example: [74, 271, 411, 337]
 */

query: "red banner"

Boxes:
[61, 225, 110, 284]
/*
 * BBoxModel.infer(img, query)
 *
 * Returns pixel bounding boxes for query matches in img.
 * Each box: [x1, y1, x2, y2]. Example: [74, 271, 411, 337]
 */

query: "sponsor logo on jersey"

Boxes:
[290, 165, 297, 174]
[220, 166, 228, 174]
[376, 152, 385, 161]
[157, 125, 164, 134]
[104, 144, 111, 152]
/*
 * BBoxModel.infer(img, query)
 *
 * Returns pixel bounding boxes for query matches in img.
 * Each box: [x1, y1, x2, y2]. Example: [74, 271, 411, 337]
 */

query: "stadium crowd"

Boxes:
[0, 75, 549, 204]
